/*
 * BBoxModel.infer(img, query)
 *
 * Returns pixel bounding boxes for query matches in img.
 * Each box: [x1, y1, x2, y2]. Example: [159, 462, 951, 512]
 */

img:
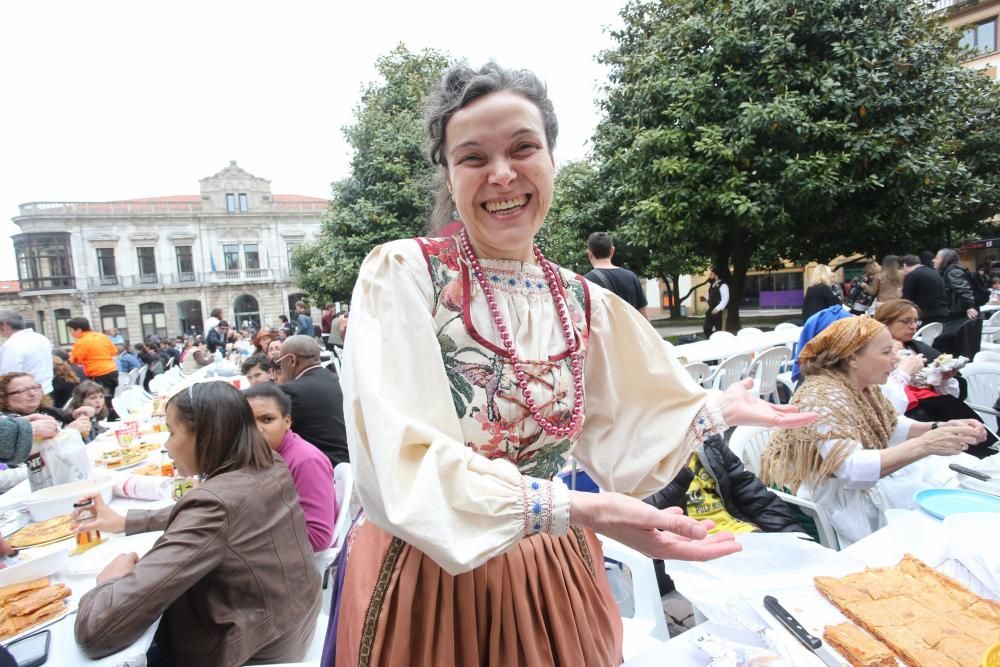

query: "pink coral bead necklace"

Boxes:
[458, 228, 584, 438]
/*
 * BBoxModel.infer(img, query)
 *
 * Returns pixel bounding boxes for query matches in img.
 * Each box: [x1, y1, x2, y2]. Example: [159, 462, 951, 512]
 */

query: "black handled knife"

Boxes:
[949, 463, 992, 482]
[763, 595, 841, 665]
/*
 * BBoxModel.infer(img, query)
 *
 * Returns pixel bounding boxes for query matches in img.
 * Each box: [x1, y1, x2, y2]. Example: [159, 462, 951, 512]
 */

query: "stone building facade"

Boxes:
[9, 162, 327, 346]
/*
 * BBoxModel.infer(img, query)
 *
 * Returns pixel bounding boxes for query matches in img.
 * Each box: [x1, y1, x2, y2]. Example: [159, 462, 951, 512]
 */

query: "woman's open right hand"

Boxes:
[570, 491, 742, 562]
[917, 423, 982, 457]
[73, 493, 126, 535]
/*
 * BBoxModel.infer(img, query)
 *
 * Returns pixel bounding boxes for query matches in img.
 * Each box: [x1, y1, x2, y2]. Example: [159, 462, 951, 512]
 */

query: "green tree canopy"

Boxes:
[292, 44, 450, 302]
[595, 0, 1000, 328]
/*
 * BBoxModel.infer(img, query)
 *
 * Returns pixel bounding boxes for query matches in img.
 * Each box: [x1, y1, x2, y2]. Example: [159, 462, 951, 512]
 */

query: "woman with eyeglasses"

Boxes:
[874, 300, 996, 457]
[0, 372, 93, 435]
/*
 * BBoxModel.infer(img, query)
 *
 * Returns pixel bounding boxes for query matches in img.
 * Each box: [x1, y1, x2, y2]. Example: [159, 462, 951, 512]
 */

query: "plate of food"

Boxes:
[0, 549, 69, 589]
[7, 514, 75, 550]
[0, 577, 73, 645]
[96, 450, 149, 471]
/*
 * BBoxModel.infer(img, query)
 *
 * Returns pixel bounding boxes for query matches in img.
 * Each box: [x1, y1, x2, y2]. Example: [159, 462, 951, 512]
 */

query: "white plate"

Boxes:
[957, 475, 1000, 497]
[0, 605, 72, 647]
[98, 457, 150, 473]
[0, 547, 69, 589]
[64, 533, 160, 577]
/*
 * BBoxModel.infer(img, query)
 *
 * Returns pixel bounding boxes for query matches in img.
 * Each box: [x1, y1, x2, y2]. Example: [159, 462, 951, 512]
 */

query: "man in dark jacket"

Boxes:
[932, 248, 981, 359]
[277, 335, 348, 467]
[645, 434, 801, 594]
[901, 255, 948, 325]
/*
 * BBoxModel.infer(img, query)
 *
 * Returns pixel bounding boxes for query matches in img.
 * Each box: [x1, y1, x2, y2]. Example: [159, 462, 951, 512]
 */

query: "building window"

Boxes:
[99, 304, 129, 345]
[233, 294, 261, 330]
[13, 232, 75, 291]
[244, 243, 260, 270]
[140, 302, 167, 341]
[286, 242, 300, 269]
[226, 193, 236, 213]
[223, 244, 240, 271]
[55, 308, 71, 345]
[35, 311, 45, 336]
[175, 246, 195, 281]
[960, 18, 997, 55]
[136, 247, 158, 284]
[238, 193, 248, 212]
[96, 248, 118, 285]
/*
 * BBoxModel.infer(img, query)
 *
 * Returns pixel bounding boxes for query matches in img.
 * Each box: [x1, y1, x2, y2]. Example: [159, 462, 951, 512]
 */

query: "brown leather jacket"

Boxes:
[75, 460, 321, 666]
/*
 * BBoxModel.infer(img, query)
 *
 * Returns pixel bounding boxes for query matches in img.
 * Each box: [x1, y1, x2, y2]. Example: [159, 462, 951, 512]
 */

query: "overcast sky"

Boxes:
[0, 1, 627, 281]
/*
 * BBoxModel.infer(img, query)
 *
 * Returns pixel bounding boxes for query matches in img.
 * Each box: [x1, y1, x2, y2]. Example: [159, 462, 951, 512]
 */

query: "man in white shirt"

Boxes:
[0, 311, 53, 393]
[702, 267, 730, 337]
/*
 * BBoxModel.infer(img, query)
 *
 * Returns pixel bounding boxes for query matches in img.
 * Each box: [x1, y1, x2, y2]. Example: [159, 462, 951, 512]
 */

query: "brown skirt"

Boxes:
[332, 518, 623, 667]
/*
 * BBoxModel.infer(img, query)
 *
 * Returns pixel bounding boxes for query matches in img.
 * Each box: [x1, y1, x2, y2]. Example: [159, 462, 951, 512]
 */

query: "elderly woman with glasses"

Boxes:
[0, 372, 93, 435]
[873, 299, 996, 457]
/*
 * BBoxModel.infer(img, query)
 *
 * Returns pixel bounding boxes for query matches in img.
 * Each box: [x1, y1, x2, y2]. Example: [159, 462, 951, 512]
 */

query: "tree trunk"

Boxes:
[667, 274, 684, 319]
[724, 237, 756, 332]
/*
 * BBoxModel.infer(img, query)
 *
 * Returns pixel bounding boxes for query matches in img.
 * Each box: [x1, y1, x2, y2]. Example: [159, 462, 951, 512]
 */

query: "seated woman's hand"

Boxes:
[570, 491, 742, 561]
[96, 552, 138, 585]
[917, 423, 983, 456]
[25, 414, 59, 440]
[72, 405, 96, 419]
[895, 353, 925, 377]
[66, 415, 92, 434]
[942, 418, 987, 443]
[718, 378, 818, 429]
[74, 493, 126, 535]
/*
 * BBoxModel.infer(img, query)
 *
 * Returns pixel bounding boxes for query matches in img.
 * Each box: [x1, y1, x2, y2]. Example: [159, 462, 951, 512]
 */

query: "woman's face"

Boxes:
[267, 339, 282, 360]
[933, 253, 944, 271]
[165, 403, 198, 477]
[4, 375, 43, 414]
[886, 307, 920, 343]
[83, 391, 105, 412]
[850, 328, 898, 387]
[444, 91, 554, 262]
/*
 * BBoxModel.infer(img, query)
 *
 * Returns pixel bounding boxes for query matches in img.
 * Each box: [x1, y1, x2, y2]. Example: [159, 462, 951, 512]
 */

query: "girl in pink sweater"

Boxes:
[244, 383, 337, 551]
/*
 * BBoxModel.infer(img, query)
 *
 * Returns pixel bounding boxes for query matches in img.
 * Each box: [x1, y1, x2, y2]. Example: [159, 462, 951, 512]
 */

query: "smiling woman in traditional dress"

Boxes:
[322, 62, 816, 667]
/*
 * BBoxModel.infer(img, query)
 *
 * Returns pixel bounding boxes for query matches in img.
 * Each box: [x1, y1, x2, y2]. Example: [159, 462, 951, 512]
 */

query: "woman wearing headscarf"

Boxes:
[760, 317, 986, 547]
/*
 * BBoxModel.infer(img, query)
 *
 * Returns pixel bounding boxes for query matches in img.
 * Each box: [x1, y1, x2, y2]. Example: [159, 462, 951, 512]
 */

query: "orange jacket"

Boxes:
[70, 331, 119, 378]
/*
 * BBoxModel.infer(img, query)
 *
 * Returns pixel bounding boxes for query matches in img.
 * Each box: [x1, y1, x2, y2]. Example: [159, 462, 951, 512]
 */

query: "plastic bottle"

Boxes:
[159, 450, 174, 477]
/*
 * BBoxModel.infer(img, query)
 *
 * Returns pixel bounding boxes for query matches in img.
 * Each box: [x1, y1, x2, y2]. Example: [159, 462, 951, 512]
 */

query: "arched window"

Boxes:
[99, 304, 129, 345]
[176, 300, 203, 336]
[233, 294, 260, 331]
[139, 302, 167, 341]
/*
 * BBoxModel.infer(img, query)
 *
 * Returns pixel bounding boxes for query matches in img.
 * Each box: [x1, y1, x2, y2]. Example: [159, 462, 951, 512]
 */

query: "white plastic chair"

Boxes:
[110, 387, 152, 418]
[315, 462, 355, 616]
[736, 327, 763, 337]
[960, 362, 1000, 431]
[981, 310, 1000, 349]
[727, 427, 841, 550]
[913, 321, 943, 348]
[726, 425, 773, 476]
[974, 350, 1000, 363]
[709, 330, 735, 342]
[702, 353, 752, 391]
[747, 347, 792, 403]
[768, 488, 840, 551]
[599, 536, 669, 661]
[683, 362, 711, 386]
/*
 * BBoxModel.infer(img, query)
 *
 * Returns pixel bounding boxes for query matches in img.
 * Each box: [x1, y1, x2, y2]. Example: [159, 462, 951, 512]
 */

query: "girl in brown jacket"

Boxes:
[74, 381, 321, 666]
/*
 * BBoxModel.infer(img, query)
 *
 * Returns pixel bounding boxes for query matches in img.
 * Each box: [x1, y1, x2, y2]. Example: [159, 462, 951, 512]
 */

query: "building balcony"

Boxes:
[929, 0, 981, 12]
[17, 200, 328, 218]
[83, 269, 290, 291]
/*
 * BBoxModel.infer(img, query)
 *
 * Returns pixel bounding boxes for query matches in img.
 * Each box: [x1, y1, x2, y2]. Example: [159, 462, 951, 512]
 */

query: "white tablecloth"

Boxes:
[672, 328, 801, 364]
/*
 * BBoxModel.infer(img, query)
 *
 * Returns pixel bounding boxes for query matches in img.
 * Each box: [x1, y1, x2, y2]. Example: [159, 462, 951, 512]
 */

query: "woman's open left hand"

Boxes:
[718, 378, 818, 429]
[571, 492, 743, 562]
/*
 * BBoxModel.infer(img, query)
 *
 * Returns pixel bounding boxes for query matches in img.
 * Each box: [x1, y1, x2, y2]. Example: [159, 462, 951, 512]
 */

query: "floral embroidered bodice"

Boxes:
[417, 235, 591, 480]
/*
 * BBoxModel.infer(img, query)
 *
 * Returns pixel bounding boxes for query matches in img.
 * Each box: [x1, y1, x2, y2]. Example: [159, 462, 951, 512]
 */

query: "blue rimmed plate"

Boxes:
[915, 488, 1000, 519]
